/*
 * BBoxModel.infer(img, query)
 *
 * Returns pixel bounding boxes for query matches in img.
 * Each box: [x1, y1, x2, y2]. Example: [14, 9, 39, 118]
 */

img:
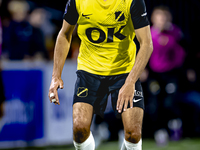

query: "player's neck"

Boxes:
[97, 0, 115, 7]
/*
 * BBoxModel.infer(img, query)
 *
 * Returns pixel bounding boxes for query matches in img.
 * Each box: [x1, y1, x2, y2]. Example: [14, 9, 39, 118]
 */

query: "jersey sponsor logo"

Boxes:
[86, 26, 126, 43]
[77, 87, 88, 97]
[115, 11, 125, 21]
[82, 13, 92, 19]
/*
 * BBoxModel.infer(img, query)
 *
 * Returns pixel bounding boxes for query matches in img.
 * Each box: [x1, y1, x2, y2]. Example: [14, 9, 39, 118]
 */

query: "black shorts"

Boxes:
[73, 70, 144, 118]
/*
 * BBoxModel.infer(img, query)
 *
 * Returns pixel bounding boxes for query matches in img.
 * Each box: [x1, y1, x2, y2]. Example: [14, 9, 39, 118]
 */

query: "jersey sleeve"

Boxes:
[130, 0, 149, 29]
[63, 0, 79, 25]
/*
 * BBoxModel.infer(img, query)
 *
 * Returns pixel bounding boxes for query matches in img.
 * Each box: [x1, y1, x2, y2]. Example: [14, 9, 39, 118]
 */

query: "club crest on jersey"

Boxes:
[77, 87, 88, 97]
[115, 11, 125, 22]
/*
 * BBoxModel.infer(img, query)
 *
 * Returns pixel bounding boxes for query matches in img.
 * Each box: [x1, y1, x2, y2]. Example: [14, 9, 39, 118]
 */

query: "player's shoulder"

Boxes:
[64, 0, 79, 25]
[130, 0, 146, 9]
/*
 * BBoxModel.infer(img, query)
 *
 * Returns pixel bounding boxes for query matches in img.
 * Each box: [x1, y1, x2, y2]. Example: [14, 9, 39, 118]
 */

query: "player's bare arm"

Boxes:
[117, 25, 153, 113]
[48, 20, 76, 105]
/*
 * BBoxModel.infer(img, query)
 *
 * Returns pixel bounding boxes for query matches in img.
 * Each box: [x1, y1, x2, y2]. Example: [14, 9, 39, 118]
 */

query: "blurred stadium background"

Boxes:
[0, 0, 200, 149]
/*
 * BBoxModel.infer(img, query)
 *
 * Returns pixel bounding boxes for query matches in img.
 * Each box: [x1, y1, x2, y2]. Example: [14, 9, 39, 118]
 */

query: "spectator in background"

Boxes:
[28, 8, 49, 60]
[177, 67, 200, 137]
[0, 0, 5, 119]
[28, 7, 56, 60]
[2, 0, 49, 60]
[180, 69, 200, 137]
[149, 6, 185, 73]
[3, 0, 31, 60]
[143, 6, 186, 137]
[0, 0, 2, 56]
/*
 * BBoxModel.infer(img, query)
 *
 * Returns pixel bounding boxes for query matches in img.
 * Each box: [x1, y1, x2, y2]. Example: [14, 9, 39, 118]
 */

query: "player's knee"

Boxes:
[73, 125, 89, 143]
[73, 117, 91, 143]
[124, 125, 142, 143]
[125, 131, 141, 143]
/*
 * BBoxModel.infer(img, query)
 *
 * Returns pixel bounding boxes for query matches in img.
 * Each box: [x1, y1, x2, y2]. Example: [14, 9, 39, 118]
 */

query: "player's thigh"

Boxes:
[122, 107, 144, 142]
[73, 102, 93, 129]
[73, 102, 93, 142]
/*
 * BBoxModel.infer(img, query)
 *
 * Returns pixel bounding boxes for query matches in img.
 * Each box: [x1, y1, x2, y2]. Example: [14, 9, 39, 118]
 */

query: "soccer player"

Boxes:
[48, 0, 153, 149]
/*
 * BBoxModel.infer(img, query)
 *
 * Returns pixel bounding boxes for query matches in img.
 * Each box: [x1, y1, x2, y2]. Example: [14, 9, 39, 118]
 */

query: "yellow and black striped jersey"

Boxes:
[64, 0, 149, 76]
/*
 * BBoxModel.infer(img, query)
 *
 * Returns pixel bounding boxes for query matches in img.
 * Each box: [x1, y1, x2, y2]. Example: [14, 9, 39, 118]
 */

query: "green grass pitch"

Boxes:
[7, 138, 200, 150]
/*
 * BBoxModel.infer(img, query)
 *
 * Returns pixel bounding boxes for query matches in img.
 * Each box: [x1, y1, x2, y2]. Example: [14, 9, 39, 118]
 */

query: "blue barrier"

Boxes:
[0, 70, 43, 141]
[0, 61, 76, 148]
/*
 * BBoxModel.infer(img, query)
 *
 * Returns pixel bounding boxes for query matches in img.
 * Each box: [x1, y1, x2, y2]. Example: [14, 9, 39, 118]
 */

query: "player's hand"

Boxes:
[48, 77, 64, 105]
[116, 81, 135, 113]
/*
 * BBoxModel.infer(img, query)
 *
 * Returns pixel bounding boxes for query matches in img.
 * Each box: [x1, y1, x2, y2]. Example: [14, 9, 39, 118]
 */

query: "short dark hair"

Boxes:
[153, 5, 171, 13]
